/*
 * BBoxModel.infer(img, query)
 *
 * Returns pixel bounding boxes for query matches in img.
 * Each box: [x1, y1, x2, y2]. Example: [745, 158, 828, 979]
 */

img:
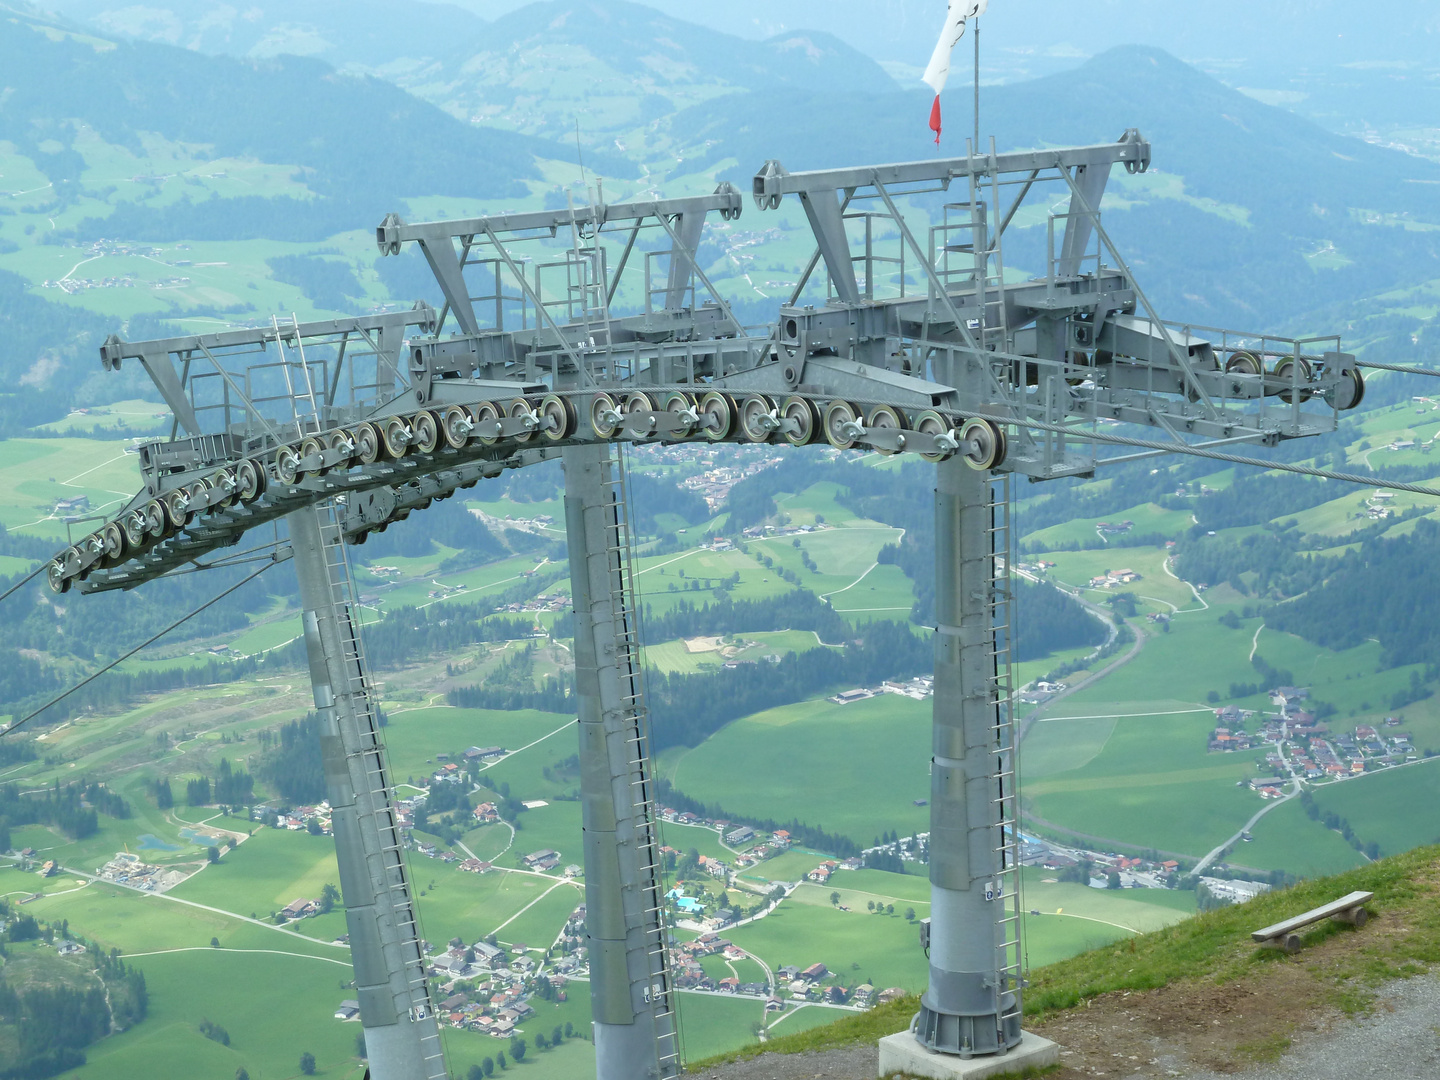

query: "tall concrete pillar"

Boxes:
[562, 442, 679, 1080]
[290, 504, 446, 1080]
[916, 458, 1021, 1055]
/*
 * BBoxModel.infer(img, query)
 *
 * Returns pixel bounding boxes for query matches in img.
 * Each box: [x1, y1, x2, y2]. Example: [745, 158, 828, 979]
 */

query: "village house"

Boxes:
[523, 849, 562, 871]
[281, 898, 318, 920]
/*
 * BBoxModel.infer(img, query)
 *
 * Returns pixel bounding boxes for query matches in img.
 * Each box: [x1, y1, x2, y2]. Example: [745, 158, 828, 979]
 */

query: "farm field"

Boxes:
[1020, 501, 1194, 549]
[1232, 797, 1368, 878]
[380, 705, 575, 786]
[0, 436, 145, 538]
[724, 868, 1195, 994]
[1033, 546, 1198, 612]
[1023, 716, 1262, 857]
[169, 827, 339, 917]
[1309, 760, 1440, 858]
[669, 694, 933, 845]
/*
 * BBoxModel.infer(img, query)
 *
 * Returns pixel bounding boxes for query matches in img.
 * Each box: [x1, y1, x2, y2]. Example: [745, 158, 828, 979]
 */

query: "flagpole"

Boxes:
[973, 16, 981, 153]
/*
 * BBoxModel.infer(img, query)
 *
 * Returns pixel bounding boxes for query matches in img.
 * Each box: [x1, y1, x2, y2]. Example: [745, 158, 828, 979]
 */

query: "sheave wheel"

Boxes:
[823, 400, 861, 450]
[865, 405, 906, 456]
[958, 418, 1006, 471]
[781, 397, 819, 446]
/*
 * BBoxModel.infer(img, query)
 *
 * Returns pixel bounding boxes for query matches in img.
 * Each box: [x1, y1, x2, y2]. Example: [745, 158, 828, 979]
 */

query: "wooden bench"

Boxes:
[1251, 890, 1373, 954]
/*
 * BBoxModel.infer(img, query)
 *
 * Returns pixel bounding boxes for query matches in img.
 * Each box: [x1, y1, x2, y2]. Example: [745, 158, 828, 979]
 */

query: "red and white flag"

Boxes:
[923, 0, 988, 144]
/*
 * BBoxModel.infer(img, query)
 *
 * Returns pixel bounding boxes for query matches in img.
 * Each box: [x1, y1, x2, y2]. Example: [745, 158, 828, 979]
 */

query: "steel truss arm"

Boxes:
[751, 130, 1149, 207]
[376, 188, 743, 252]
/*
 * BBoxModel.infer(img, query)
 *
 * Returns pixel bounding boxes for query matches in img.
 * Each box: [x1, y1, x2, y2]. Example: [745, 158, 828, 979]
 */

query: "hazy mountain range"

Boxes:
[4, 0, 1440, 396]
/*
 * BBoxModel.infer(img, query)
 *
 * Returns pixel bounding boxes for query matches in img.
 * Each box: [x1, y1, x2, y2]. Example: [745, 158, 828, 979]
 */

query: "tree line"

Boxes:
[655, 779, 859, 858]
[0, 909, 148, 1080]
[0, 778, 129, 847]
[448, 619, 930, 752]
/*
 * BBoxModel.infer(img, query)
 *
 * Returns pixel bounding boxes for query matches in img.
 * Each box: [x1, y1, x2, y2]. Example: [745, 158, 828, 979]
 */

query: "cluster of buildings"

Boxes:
[279, 897, 322, 921]
[680, 458, 782, 511]
[1019, 680, 1068, 706]
[522, 849, 563, 873]
[426, 582, 470, 599]
[1032, 844, 1182, 890]
[253, 802, 332, 833]
[381, 905, 599, 1038]
[1086, 568, 1142, 589]
[739, 521, 832, 541]
[42, 274, 144, 294]
[671, 933, 764, 993]
[483, 511, 556, 536]
[1197, 877, 1271, 904]
[494, 592, 568, 614]
[775, 964, 904, 1009]
[427, 746, 506, 786]
[414, 936, 559, 1039]
[94, 852, 188, 893]
[829, 675, 934, 706]
[1363, 490, 1397, 520]
[1211, 693, 1419, 795]
[667, 933, 902, 1012]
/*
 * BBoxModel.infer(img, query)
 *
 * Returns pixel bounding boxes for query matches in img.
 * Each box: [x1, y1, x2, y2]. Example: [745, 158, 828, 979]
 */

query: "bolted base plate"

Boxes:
[877, 1030, 1059, 1080]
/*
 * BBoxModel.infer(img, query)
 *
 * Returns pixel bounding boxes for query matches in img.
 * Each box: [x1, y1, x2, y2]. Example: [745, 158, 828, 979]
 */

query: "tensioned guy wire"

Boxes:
[0, 558, 278, 740]
[962, 410, 1440, 500]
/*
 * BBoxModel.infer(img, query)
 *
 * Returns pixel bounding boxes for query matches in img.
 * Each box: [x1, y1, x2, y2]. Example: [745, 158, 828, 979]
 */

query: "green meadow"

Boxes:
[669, 694, 932, 845]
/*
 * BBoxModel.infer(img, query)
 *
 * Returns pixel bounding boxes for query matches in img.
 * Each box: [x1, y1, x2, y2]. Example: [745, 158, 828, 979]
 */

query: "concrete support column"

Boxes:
[562, 443, 677, 1080]
[290, 504, 445, 1080]
[914, 458, 1021, 1057]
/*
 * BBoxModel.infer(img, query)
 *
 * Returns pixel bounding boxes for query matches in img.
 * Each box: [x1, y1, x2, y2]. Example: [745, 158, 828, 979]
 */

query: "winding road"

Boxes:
[1191, 779, 1301, 876]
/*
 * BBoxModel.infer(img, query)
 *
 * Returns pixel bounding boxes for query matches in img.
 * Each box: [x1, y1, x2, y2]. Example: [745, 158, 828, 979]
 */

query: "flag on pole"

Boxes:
[923, 0, 988, 144]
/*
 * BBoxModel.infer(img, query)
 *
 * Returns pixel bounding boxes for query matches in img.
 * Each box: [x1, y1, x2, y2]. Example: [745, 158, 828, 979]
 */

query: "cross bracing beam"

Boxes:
[750, 132, 1152, 208]
[375, 186, 744, 343]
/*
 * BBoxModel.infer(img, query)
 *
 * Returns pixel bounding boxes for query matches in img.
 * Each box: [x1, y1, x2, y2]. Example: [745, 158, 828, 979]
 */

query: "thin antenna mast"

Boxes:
[575, 118, 589, 191]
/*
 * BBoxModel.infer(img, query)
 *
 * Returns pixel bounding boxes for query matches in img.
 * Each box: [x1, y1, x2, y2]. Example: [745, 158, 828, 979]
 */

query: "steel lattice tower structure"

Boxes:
[44, 131, 1378, 1077]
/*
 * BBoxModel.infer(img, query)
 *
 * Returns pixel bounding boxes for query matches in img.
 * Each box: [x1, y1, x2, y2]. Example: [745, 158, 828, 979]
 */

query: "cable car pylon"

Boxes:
[25, 131, 1417, 1077]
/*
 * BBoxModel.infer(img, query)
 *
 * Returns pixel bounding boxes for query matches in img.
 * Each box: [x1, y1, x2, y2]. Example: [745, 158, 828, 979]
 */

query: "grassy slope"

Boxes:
[693, 844, 1440, 1069]
[669, 694, 932, 845]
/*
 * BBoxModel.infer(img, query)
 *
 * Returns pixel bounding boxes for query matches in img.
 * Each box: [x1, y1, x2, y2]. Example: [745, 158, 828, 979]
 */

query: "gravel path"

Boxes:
[686, 1045, 875, 1079]
[1185, 976, 1440, 1080]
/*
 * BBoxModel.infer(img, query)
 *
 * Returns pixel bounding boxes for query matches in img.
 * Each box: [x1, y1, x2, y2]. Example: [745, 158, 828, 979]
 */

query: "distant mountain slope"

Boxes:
[389, 0, 901, 139]
[35, 0, 900, 140]
[666, 46, 1440, 329]
[0, 5, 634, 240]
[29, 0, 488, 70]
[580, 0, 1440, 71]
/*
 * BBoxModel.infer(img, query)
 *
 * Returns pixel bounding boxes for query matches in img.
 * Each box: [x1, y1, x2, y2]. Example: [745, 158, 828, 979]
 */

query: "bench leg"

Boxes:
[1283, 934, 1303, 954]
[1332, 906, 1369, 928]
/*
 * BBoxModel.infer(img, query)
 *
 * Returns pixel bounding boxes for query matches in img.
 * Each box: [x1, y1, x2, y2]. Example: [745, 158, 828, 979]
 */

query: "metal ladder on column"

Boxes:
[974, 142, 1013, 354]
[273, 313, 322, 430]
[566, 192, 614, 348]
[984, 473, 1026, 1038]
[318, 504, 448, 1080]
[598, 447, 682, 1079]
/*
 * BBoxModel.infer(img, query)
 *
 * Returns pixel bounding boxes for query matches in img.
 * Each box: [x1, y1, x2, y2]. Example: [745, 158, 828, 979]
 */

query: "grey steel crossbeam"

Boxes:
[751, 130, 1149, 207]
[375, 187, 743, 252]
[98, 307, 438, 370]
